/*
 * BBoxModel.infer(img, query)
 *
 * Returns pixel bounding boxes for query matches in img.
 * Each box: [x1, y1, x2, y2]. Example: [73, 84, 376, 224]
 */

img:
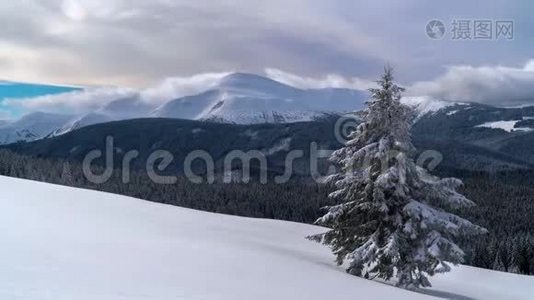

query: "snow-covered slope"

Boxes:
[151, 73, 367, 123]
[0, 175, 532, 299]
[51, 96, 156, 136]
[99, 96, 155, 119]
[476, 120, 533, 132]
[0, 112, 74, 144]
[401, 96, 461, 117]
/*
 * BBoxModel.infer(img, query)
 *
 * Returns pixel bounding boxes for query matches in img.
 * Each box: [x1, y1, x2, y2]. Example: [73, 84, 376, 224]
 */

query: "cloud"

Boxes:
[264, 61, 534, 108]
[0, 0, 391, 87]
[0, 0, 530, 90]
[5, 87, 136, 115]
[6, 69, 377, 116]
[0, 109, 12, 121]
[61, 0, 87, 21]
[264, 68, 375, 90]
[408, 60, 534, 106]
[11, 0, 531, 87]
[139, 72, 231, 104]
[5, 72, 230, 114]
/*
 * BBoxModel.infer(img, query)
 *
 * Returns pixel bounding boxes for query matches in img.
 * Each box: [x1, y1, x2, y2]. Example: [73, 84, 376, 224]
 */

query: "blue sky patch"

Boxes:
[0, 82, 80, 119]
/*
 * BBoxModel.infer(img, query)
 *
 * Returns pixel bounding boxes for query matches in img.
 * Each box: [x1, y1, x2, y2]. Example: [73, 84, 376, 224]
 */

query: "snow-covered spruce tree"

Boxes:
[309, 67, 486, 288]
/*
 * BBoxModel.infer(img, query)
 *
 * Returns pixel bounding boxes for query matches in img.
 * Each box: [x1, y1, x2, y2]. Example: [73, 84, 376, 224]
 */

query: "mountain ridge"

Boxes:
[0, 73, 368, 144]
[5, 116, 534, 175]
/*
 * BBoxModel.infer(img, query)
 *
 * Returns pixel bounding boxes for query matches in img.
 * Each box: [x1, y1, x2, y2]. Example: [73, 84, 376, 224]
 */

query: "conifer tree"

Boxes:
[61, 161, 74, 186]
[310, 67, 487, 288]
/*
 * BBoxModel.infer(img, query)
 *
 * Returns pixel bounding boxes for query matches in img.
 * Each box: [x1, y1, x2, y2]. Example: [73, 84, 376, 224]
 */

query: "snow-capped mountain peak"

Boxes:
[0, 73, 364, 143]
[150, 72, 368, 124]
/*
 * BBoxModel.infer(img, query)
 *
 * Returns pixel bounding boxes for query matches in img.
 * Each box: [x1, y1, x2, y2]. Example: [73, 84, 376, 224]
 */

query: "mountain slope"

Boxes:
[151, 73, 367, 123]
[2, 118, 343, 176]
[4, 117, 531, 175]
[0, 73, 368, 143]
[0, 112, 74, 144]
[0, 175, 532, 299]
[412, 102, 534, 165]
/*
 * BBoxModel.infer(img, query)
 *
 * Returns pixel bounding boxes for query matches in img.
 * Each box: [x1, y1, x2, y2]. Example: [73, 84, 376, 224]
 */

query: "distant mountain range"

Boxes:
[0, 112, 74, 144]
[4, 73, 534, 173]
[0, 73, 482, 146]
[0, 73, 369, 144]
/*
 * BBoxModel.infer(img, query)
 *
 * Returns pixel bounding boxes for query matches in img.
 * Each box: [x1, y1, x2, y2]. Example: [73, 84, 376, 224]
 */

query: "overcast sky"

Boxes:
[1, 0, 534, 117]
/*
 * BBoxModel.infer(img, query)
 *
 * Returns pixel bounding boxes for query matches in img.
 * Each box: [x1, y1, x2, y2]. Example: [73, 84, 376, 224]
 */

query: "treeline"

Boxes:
[1, 149, 533, 275]
[462, 234, 534, 274]
[441, 168, 534, 275]
[0, 149, 333, 223]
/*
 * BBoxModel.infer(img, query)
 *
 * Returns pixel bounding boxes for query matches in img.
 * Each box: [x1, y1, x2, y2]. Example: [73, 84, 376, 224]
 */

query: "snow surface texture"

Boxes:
[0, 73, 368, 144]
[0, 176, 532, 299]
[476, 120, 533, 132]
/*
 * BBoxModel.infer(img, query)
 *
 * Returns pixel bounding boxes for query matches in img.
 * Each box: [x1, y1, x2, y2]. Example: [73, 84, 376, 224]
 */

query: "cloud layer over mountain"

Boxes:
[407, 60, 534, 107]
[7, 60, 534, 117]
[5, 73, 231, 115]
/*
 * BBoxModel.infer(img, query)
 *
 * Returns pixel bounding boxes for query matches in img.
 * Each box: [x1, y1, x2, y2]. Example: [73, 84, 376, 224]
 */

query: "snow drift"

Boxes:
[0, 176, 532, 299]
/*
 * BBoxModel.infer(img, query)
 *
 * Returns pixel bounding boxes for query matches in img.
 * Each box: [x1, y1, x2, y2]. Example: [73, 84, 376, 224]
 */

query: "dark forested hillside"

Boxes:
[412, 103, 534, 166]
[4, 116, 534, 175]
[2, 118, 342, 177]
